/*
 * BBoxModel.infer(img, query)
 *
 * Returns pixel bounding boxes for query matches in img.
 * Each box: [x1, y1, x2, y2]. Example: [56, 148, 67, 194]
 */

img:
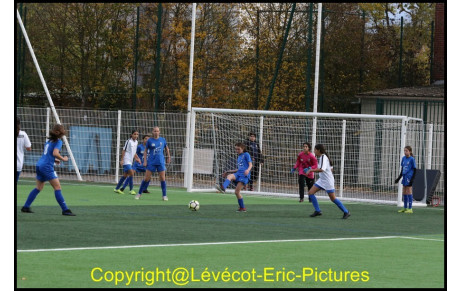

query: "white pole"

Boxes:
[46, 107, 50, 143]
[16, 10, 82, 181]
[187, 110, 197, 191]
[427, 123, 433, 169]
[115, 110, 122, 183]
[339, 120, 346, 198]
[311, 3, 322, 147]
[397, 117, 408, 207]
[184, 3, 197, 187]
[257, 116, 264, 192]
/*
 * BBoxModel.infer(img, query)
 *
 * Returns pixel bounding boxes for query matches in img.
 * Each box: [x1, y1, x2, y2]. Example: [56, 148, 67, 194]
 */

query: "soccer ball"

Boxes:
[188, 200, 200, 211]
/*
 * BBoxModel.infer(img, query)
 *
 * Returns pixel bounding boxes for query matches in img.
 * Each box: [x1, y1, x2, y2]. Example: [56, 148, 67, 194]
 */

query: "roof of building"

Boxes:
[357, 85, 445, 100]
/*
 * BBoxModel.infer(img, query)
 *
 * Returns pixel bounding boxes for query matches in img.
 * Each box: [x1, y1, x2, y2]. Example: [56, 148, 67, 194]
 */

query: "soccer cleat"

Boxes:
[215, 183, 225, 193]
[134, 194, 141, 200]
[299, 198, 304, 203]
[62, 209, 76, 216]
[143, 190, 150, 193]
[114, 189, 124, 194]
[162, 196, 168, 201]
[130, 190, 136, 195]
[405, 209, 413, 214]
[342, 211, 351, 219]
[310, 211, 322, 217]
[120, 187, 125, 192]
[236, 207, 247, 212]
[21, 207, 34, 213]
[398, 208, 407, 213]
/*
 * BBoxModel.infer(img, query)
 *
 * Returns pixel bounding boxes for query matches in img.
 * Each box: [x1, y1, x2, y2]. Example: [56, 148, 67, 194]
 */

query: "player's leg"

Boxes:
[114, 167, 128, 193]
[305, 177, 314, 202]
[235, 181, 246, 212]
[308, 184, 322, 217]
[298, 175, 306, 202]
[327, 190, 350, 219]
[136, 170, 152, 199]
[22, 178, 45, 213]
[159, 169, 168, 200]
[49, 178, 75, 216]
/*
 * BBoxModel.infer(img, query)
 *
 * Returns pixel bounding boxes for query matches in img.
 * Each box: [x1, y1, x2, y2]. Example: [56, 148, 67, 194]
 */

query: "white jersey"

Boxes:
[122, 139, 138, 165]
[17, 130, 32, 171]
[315, 154, 335, 191]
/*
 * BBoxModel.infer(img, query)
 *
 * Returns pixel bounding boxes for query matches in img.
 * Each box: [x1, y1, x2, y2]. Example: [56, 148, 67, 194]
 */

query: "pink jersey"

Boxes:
[294, 151, 318, 179]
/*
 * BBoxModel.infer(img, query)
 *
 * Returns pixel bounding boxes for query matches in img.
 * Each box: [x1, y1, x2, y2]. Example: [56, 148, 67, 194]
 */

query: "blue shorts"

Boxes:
[123, 164, 133, 173]
[233, 173, 249, 186]
[36, 166, 58, 182]
[147, 164, 166, 173]
[133, 163, 146, 173]
[402, 175, 413, 186]
[313, 183, 335, 194]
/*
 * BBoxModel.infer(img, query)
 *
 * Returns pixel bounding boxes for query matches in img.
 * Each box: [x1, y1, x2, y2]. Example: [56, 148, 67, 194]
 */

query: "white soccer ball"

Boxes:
[188, 200, 200, 211]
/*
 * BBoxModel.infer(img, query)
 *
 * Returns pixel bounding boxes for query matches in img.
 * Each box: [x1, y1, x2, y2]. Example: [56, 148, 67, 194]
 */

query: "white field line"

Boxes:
[17, 235, 443, 253]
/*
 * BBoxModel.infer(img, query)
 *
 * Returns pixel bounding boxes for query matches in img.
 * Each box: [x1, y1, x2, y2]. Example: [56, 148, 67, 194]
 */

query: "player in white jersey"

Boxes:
[17, 117, 32, 182]
[305, 144, 350, 219]
[114, 130, 141, 195]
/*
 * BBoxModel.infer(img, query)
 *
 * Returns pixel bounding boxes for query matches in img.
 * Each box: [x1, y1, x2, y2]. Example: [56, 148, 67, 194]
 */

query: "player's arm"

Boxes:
[245, 162, 253, 176]
[394, 168, 403, 183]
[134, 153, 141, 164]
[24, 132, 32, 151]
[53, 148, 68, 162]
[120, 150, 126, 166]
[408, 168, 417, 186]
[165, 145, 171, 164]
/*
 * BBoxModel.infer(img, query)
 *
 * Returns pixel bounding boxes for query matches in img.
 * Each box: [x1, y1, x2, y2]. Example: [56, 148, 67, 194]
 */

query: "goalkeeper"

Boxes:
[394, 146, 417, 213]
[291, 142, 318, 203]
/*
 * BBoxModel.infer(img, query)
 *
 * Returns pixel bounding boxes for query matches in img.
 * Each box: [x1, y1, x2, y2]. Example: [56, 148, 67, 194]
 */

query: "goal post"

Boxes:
[187, 107, 426, 206]
[16, 10, 82, 181]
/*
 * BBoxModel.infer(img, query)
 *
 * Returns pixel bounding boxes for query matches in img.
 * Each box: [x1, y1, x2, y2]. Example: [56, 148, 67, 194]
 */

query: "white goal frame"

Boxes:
[187, 107, 426, 207]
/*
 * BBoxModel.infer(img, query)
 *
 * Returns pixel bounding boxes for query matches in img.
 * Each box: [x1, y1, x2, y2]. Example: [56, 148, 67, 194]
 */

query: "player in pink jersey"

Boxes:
[291, 142, 318, 203]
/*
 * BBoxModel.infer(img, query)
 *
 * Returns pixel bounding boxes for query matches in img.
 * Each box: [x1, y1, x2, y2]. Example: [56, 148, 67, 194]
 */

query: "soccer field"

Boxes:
[16, 179, 445, 288]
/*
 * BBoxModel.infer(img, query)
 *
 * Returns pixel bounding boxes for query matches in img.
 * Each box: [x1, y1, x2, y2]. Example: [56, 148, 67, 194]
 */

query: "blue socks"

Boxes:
[238, 198, 245, 209]
[54, 190, 68, 211]
[309, 195, 321, 212]
[223, 179, 231, 190]
[24, 188, 69, 211]
[138, 180, 151, 194]
[403, 195, 408, 209]
[161, 181, 167, 197]
[122, 176, 133, 190]
[408, 194, 413, 209]
[116, 176, 126, 190]
[24, 188, 40, 208]
[333, 198, 349, 214]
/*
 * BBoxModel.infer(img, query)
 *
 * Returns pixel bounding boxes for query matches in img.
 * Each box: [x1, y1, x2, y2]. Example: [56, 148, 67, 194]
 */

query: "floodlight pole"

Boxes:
[312, 3, 322, 147]
[16, 10, 83, 181]
[185, 3, 197, 187]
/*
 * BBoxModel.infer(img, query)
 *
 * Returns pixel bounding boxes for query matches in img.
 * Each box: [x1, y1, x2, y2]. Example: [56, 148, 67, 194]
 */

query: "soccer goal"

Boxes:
[186, 107, 426, 206]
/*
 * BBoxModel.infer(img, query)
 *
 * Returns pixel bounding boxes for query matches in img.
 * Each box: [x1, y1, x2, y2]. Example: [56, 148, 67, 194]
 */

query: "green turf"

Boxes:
[16, 179, 445, 288]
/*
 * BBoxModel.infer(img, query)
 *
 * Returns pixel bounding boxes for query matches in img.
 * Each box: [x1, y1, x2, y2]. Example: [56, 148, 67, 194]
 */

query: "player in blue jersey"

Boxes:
[395, 146, 417, 213]
[131, 134, 151, 193]
[135, 126, 171, 200]
[21, 124, 75, 216]
[216, 142, 253, 212]
[114, 130, 141, 195]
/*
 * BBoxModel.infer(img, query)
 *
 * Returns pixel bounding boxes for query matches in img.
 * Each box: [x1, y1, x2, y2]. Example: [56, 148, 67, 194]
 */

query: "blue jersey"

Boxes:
[236, 152, 252, 177]
[36, 139, 62, 169]
[401, 156, 416, 178]
[146, 137, 168, 166]
[136, 144, 146, 162]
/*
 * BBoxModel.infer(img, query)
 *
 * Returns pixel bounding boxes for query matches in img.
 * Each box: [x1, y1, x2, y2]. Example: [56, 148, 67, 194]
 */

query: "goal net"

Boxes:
[187, 107, 425, 206]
